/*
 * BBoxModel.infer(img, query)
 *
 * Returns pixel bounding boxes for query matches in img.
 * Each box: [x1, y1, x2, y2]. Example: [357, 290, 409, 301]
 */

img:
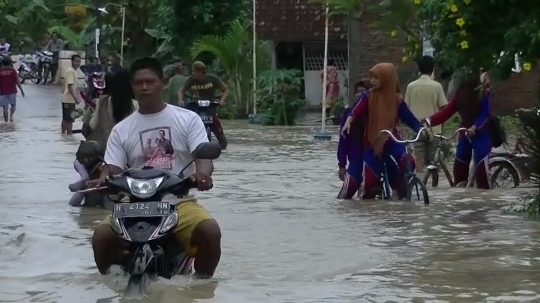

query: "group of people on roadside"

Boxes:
[336, 56, 494, 200]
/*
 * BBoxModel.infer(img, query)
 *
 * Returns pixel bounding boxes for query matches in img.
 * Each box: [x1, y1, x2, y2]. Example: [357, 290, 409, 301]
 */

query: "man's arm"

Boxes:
[436, 83, 448, 109]
[187, 114, 213, 175]
[67, 71, 79, 103]
[13, 69, 24, 97]
[99, 127, 128, 179]
[404, 84, 412, 107]
[178, 76, 192, 104]
[216, 76, 229, 104]
[45, 40, 52, 51]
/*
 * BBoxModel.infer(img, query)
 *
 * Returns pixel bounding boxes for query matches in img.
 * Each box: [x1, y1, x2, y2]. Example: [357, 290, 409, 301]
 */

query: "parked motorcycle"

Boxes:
[184, 99, 220, 141]
[17, 56, 39, 84]
[77, 142, 222, 293]
[36, 50, 53, 84]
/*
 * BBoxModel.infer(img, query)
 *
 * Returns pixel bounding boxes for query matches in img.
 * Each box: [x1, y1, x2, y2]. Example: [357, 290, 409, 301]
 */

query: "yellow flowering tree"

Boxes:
[412, 0, 540, 79]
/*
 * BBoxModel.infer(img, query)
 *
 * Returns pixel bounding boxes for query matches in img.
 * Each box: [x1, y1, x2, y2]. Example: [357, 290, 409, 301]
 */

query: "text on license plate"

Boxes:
[201, 115, 213, 123]
[113, 202, 170, 219]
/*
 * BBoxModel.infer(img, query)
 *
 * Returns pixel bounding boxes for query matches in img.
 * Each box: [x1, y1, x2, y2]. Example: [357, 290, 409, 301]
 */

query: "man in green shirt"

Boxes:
[163, 62, 188, 104]
[178, 61, 229, 149]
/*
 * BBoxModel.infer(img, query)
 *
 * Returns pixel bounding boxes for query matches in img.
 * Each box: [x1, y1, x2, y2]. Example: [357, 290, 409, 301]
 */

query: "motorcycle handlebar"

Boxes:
[77, 174, 198, 193]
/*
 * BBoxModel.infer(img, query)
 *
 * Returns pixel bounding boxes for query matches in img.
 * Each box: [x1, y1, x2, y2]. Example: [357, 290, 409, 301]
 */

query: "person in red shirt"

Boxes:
[0, 57, 25, 122]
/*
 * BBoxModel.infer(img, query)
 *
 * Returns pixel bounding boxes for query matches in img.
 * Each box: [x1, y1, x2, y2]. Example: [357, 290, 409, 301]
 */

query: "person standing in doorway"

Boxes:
[62, 54, 81, 134]
[0, 57, 25, 122]
[405, 56, 447, 173]
[320, 59, 340, 115]
[45, 32, 64, 84]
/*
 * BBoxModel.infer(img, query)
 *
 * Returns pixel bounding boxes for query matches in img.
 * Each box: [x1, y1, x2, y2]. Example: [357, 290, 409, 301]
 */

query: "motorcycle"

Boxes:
[81, 65, 105, 100]
[36, 50, 53, 84]
[184, 99, 220, 141]
[77, 141, 222, 293]
[17, 55, 39, 84]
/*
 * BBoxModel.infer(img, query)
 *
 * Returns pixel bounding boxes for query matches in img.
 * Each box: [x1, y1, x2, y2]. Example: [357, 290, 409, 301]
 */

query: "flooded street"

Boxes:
[2, 85, 540, 302]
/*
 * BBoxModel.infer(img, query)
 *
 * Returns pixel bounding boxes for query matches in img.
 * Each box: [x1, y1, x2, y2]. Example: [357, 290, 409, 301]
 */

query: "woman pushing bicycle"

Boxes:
[341, 63, 425, 199]
[423, 72, 492, 189]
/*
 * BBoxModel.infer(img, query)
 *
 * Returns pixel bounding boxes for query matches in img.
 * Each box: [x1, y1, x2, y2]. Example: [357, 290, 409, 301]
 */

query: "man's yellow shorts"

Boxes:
[100, 200, 212, 257]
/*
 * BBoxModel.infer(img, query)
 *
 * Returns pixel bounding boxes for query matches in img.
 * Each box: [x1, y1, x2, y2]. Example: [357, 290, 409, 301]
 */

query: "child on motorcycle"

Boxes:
[424, 72, 492, 189]
[341, 63, 424, 199]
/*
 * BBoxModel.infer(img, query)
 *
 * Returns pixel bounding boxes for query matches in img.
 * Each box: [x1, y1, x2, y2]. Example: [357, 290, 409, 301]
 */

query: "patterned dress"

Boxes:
[320, 65, 340, 109]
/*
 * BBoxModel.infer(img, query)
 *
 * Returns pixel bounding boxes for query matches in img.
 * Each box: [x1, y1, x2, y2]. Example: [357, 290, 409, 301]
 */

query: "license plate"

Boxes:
[113, 202, 170, 219]
[201, 115, 213, 123]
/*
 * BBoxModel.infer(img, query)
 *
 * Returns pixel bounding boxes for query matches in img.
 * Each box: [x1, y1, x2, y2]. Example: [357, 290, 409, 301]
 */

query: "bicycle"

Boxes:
[378, 128, 430, 204]
[423, 128, 520, 188]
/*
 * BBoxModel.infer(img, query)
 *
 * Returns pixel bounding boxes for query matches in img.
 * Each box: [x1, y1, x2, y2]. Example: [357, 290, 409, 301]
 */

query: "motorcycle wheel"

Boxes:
[206, 127, 212, 141]
[126, 274, 147, 296]
[41, 67, 49, 85]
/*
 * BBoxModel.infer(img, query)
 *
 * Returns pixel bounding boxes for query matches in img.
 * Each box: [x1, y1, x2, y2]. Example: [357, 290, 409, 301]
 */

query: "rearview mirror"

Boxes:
[193, 142, 222, 160]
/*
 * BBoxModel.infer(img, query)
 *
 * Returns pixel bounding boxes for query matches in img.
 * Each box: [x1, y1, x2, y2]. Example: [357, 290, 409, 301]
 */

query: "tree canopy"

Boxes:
[0, 0, 245, 62]
[376, 0, 540, 80]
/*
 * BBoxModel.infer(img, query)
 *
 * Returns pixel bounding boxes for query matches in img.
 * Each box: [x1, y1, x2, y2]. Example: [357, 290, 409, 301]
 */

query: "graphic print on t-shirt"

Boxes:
[139, 126, 174, 170]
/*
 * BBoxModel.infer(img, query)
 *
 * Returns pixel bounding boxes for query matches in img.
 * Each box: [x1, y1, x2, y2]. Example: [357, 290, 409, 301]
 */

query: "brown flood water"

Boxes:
[0, 85, 539, 303]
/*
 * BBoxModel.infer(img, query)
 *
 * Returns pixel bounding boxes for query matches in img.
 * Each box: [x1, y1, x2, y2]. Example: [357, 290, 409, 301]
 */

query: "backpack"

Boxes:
[489, 116, 506, 148]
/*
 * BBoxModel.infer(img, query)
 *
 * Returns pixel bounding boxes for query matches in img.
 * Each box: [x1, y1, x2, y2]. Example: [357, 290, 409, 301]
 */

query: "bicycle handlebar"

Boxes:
[433, 128, 468, 140]
[378, 127, 426, 144]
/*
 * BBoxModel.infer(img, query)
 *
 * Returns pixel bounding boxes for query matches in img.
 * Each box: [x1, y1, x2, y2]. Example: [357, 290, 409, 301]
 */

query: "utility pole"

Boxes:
[94, 0, 103, 62]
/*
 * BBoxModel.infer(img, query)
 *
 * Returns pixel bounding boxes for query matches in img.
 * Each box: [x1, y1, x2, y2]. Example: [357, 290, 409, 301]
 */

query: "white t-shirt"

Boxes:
[104, 104, 209, 177]
[0, 43, 10, 52]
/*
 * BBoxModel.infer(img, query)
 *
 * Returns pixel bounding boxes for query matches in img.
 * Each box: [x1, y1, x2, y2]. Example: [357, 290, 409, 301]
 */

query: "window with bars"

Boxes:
[304, 51, 348, 71]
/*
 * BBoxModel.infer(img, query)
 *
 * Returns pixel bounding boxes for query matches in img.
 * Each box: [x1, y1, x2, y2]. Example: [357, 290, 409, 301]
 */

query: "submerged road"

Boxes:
[0, 85, 539, 302]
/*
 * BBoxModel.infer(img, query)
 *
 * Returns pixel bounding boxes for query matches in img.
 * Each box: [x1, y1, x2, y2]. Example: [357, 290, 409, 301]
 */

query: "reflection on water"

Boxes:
[0, 86, 539, 302]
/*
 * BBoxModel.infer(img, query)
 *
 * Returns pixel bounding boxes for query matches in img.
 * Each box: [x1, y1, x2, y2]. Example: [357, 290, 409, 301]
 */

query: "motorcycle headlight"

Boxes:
[126, 177, 164, 199]
[159, 211, 179, 234]
[198, 100, 210, 107]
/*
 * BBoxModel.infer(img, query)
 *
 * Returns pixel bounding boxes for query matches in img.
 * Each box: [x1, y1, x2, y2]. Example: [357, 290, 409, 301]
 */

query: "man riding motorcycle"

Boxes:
[178, 61, 229, 149]
[87, 57, 221, 278]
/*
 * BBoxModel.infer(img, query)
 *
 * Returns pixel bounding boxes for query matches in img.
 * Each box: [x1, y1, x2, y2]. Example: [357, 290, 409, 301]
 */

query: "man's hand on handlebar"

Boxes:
[178, 100, 185, 107]
[219, 100, 226, 106]
[191, 171, 213, 191]
[86, 177, 105, 188]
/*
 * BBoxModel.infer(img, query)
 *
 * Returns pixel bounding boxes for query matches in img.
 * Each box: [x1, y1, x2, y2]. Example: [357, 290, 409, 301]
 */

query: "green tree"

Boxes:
[190, 19, 271, 116]
[407, 0, 538, 80]
[167, 0, 246, 59]
[309, 0, 365, 106]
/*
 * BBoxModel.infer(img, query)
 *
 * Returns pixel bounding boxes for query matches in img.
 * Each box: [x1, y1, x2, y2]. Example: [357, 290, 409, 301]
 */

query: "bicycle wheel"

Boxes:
[407, 176, 430, 204]
[490, 160, 519, 188]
